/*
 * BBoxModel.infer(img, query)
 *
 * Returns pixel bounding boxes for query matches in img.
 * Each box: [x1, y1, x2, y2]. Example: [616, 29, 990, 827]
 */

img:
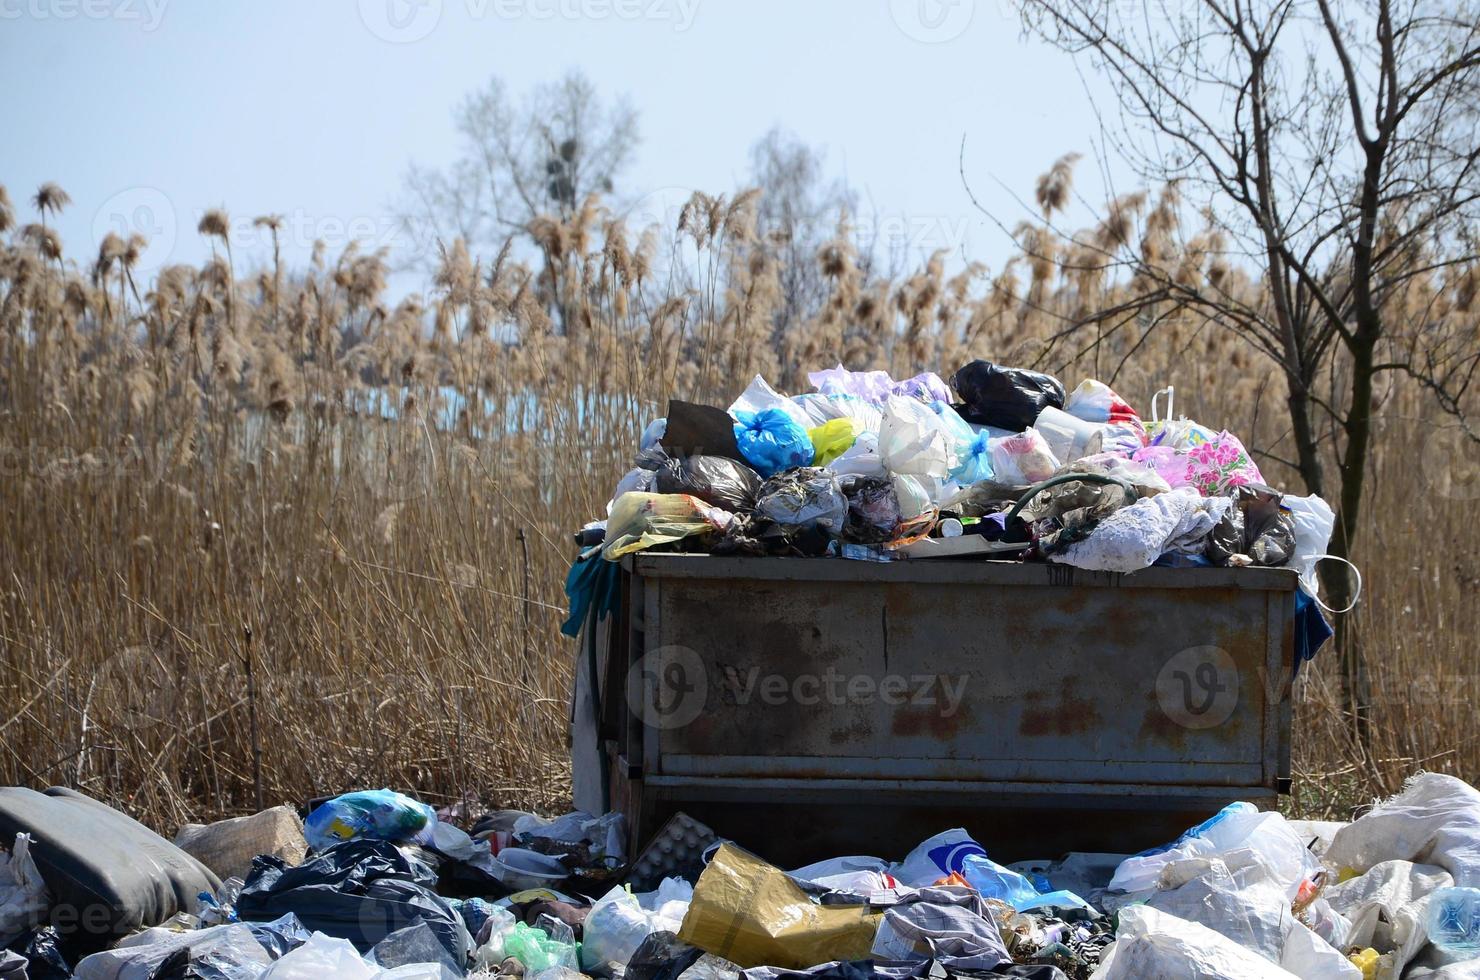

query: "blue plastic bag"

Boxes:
[961, 854, 1092, 912]
[961, 854, 1042, 907]
[733, 409, 814, 477]
[303, 789, 437, 851]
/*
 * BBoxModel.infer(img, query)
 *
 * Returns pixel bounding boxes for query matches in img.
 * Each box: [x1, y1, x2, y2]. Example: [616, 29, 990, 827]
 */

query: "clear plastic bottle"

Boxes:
[1427, 886, 1480, 953]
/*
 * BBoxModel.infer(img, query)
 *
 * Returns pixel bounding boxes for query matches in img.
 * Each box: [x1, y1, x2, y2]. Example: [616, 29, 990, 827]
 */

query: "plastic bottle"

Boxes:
[1427, 886, 1480, 953]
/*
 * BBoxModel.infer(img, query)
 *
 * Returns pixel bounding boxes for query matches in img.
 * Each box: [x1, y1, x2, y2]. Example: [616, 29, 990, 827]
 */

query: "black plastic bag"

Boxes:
[627, 931, 703, 980]
[246, 912, 311, 960]
[655, 455, 763, 512]
[236, 840, 471, 966]
[4, 929, 69, 980]
[1205, 484, 1296, 567]
[951, 360, 1066, 430]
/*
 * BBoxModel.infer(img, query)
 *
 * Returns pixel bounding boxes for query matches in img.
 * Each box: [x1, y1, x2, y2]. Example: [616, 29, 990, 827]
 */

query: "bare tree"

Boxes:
[1011, 0, 1480, 742]
[746, 127, 859, 336]
[399, 70, 639, 263]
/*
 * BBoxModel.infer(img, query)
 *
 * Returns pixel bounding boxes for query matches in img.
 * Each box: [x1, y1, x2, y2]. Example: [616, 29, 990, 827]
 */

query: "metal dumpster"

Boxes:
[572, 554, 1297, 865]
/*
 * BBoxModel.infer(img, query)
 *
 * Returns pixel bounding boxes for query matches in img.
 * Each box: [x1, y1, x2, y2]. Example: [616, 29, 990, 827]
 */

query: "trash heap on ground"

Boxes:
[5, 775, 1480, 978]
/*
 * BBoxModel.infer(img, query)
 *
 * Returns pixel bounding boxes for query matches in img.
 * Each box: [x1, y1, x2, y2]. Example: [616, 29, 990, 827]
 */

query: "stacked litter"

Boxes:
[5, 776, 1480, 978]
[586, 362, 1340, 581]
[571, 360, 1349, 663]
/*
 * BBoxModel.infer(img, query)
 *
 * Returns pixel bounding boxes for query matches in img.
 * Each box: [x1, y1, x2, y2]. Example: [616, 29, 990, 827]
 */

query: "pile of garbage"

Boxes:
[573, 361, 1349, 628]
[4, 775, 1480, 979]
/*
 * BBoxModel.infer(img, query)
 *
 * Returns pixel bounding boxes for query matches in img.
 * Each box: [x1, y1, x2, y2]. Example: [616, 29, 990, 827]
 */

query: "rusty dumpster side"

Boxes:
[574, 554, 1297, 865]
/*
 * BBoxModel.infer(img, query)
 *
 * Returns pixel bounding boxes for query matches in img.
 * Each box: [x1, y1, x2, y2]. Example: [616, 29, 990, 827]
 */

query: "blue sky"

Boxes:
[2, 0, 1135, 296]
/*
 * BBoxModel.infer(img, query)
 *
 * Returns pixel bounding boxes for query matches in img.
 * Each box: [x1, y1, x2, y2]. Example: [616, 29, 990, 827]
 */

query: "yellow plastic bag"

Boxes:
[677, 843, 882, 969]
[603, 493, 732, 560]
[809, 418, 862, 466]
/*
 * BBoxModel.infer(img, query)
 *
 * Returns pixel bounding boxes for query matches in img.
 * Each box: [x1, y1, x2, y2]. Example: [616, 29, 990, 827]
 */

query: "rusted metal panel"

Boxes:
[605, 555, 1297, 860]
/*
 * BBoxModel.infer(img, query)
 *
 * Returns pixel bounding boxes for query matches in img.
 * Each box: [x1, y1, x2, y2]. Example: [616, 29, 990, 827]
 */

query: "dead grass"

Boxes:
[0, 177, 1475, 833]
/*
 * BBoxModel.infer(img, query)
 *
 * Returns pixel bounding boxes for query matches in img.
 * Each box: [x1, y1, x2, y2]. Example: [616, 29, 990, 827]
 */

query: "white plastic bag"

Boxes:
[878, 396, 956, 478]
[472, 905, 518, 970]
[0, 833, 48, 948]
[989, 429, 1059, 484]
[1109, 806, 1319, 902]
[892, 829, 987, 888]
[261, 933, 377, 980]
[580, 880, 690, 971]
[75, 923, 274, 980]
[1095, 904, 1300, 979]
[1326, 773, 1480, 887]
[1145, 861, 1293, 962]
[1280, 919, 1362, 979]
[827, 431, 889, 481]
[729, 375, 810, 429]
[1284, 494, 1335, 597]
[1325, 860, 1453, 977]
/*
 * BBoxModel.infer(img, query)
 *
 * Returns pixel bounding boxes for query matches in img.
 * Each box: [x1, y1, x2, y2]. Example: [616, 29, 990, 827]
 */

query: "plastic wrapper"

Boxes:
[728, 375, 810, 429]
[989, 428, 1060, 485]
[603, 493, 734, 560]
[654, 456, 762, 512]
[792, 393, 883, 431]
[1205, 484, 1296, 568]
[807, 418, 862, 466]
[677, 844, 880, 969]
[236, 839, 471, 963]
[73, 923, 273, 980]
[733, 409, 814, 477]
[806, 365, 953, 405]
[0, 834, 48, 948]
[1184, 430, 1266, 496]
[367, 922, 465, 976]
[1064, 378, 1140, 424]
[1094, 905, 1301, 979]
[878, 396, 956, 478]
[1146, 416, 1217, 450]
[825, 431, 888, 481]
[1285, 494, 1336, 599]
[839, 476, 901, 544]
[503, 920, 581, 973]
[950, 360, 1066, 430]
[303, 790, 436, 851]
[580, 879, 691, 971]
[755, 469, 847, 537]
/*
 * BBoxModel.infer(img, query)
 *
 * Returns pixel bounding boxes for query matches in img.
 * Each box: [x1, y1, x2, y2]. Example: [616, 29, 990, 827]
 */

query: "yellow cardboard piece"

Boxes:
[677, 843, 882, 969]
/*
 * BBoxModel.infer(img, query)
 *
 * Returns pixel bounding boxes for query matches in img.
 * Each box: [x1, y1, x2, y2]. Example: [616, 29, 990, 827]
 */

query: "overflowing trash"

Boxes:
[570, 362, 1359, 657]
[1, 775, 1478, 977]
